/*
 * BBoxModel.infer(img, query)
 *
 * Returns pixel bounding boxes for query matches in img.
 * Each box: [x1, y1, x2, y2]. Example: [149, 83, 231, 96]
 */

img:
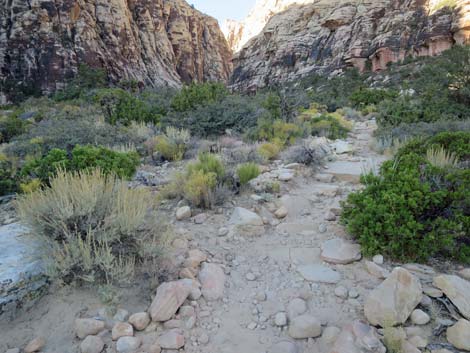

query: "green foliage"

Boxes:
[187, 153, 225, 180]
[431, 0, 458, 12]
[0, 113, 27, 143]
[258, 142, 282, 161]
[93, 88, 162, 125]
[21, 145, 139, 183]
[349, 88, 398, 108]
[300, 105, 352, 139]
[237, 163, 261, 185]
[54, 64, 108, 101]
[342, 132, 470, 263]
[183, 169, 217, 208]
[0, 156, 19, 196]
[170, 82, 228, 112]
[152, 127, 190, 161]
[261, 93, 282, 120]
[16, 169, 159, 285]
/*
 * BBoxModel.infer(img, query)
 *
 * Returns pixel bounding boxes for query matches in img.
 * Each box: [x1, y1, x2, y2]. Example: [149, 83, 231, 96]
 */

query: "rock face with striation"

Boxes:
[0, 0, 232, 99]
[231, 0, 470, 91]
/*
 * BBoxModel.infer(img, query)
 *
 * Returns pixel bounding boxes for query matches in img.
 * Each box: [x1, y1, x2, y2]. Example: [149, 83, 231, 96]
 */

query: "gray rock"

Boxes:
[199, 263, 225, 301]
[80, 336, 104, 353]
[157, 329, 185, 350]
[410, 309, 430, 325]
[149, 280, 192, 322]
[434, 275, 470, 320]
[274, 312, 287, 327]
[288, 314, 322, 339]
[459, 268, 470, 281]
[268, 341, 298, 353]
[331, 140, 353, 154]
[332, 320, 386, 353]
[447, 319, 470, 351]
[365, 261, 390, 279]
[322, 326, 341, 344]
[321, 238, 361, 265]
[287, 298, 307, 320]
[229, 207, 263, 226]
[334, 286, 348, 299]
[5, 349, 20, 353]
[176, 206, 191, 221]
[364, 268, 422, 327]
[297, 264, 341, 284]
[373, 255, 384, 265]
[116, 336, 141, 353]
[75, 319, 106, 339]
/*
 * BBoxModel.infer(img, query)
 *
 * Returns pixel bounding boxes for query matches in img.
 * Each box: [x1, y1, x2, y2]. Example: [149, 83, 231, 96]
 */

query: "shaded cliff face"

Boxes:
[230, 0, 470, 91]
[0, 0, 232, 98]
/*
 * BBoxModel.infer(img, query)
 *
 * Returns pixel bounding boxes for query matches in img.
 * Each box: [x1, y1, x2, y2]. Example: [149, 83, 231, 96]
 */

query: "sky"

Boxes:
[188, 0, 254, 23]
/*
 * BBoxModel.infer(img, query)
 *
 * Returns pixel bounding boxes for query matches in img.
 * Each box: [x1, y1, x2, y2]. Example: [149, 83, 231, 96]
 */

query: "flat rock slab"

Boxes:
[0, 223, 46, 318]
[297, 264, 341, 284]
[321, 238, 361, 265]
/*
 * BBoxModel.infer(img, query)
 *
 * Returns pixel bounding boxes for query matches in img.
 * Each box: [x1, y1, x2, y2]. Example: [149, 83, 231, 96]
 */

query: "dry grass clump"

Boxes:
[426, 145, 459, 168]
[16, 169, 160, 285]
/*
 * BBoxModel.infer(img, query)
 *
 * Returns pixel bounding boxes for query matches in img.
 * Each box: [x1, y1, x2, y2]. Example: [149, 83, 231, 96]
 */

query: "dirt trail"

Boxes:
[182, 119, 389, 353]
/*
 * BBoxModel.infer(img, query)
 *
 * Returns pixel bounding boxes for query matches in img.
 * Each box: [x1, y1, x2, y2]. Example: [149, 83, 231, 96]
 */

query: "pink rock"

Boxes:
[149, 280, 192, 322]
[198, 263, 225, 301]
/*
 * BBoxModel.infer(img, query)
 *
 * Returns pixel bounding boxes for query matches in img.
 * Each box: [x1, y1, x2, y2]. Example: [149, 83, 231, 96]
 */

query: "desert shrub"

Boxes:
[300, 106, 352, 140]
[258, 142, 282, 161]
[0, 113, 27, 143]
[163, 94, 261, 137]
[54, 64, 108, 101]
[261, 92, 282, 120]
[183, 170, 217, 208]
[349, 88, 398, 108]
[152, 127, 190, 161]
[187, 153, 225, 180]
[171, 82, 228, 112]
[0, 156, 19, 196]
[431, 0, 458, 12]
[19, 179, 42, 193]
[341, 132, 470, 263]
[21, 145, 139, 183]
[16, 169, 158, 285]
[237, 163, 260, 185]
[93, 88, 162, 125]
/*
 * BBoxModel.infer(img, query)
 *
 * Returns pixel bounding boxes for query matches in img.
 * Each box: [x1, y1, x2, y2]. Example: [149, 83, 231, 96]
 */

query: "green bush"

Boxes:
[0, 156, 19, 196]
[237, 163, 261, 185]
[258, 142, 282, 161]
[350, 88, 398, 108]
[16, 169, 159, 285]
[151, 127, 190, 161]
[300, 106, 352, 140]
[21, 145, 139, 183]
[341, 132, 470, 263]
[93, 88, 162, 125]
[171, 82, 228, 112]
[0, 114, 27, 143]
[187, 153, 225, 180]
[54, 64, 108, 101]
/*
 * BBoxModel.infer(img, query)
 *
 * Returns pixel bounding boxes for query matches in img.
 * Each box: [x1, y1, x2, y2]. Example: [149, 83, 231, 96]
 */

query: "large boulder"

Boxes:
[321, 238, 361, 265]
[447, 319, 470, 351]
[198, 263, 225, 301]
[434, 275, 470, 320]
[229, 207, 264, 236]
[364, 268, 422, 327]
[149, 280, 192, 322]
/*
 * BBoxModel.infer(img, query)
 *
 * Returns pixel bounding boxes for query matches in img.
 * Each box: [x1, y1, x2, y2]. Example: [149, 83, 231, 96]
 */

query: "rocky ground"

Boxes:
[1, 119, 470, 353]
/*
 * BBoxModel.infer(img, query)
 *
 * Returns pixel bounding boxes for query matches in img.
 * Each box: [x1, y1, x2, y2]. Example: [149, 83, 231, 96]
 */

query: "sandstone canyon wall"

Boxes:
[0, 0, 232, 99]
[230, 0, 470, 91]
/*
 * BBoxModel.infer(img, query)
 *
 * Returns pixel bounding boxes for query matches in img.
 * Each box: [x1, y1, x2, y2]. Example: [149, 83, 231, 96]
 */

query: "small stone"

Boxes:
[318, 223, 327, 233]
[365, 261, 390, 279]
[459, 268, 470, 281]
[274, 206, 288, 219]
[287, 298, 307, 320]
[194, 213, 207, 224]
[274, 312, 288, 327]
[246, 272, 257, 281]
[325, 212, 336, 221]
[288, 315, 322, 339]
[408, 335, 427, 348]
[5, 349, 20, 353]
[247, 322, 257, 330]
[112, 322, 133, 340]
[255, 292, 267, 301]
[349, 288, 359, 299]
[410, 309, 430, 325]
[447, 319, 470, 351]
[184, 249, 207, 268]
[113, 309, 129, 322]
[322, 326, 341, 344]
[218, 227, 229, 237]
[297, 264, 341, 284]
[268, 341, 298, 353]
[334, 286, 348, 299]
[80, 336, 104, 353]
[420, 295, 432, 307]
[129, 312, 150, 331]
[279, 171, 294, 182]
[198, 332, 210, 345]
[434, 275, 470, 320]
[199, 263, 225, 300]
[149, 280, 192, 321]
[24, 337, 46, 353]
[373, 255, 384, 265]
[75, 319, 106, 339]
[163, 319, 182, 329]
[316, 174, 335, 183]
[321, 238, 362, 265]
[176, 206, 191, 220]
[423, 286, 443, 298]
[157, 329, 185, 350]
[146, 344, 162, 353]
[116, 336, 141, 353]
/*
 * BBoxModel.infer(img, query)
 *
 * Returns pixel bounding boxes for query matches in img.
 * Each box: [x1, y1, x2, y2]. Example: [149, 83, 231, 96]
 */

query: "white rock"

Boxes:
[364, 267, 422, 327]
[459, 268, 470, 281]
[434, 275, 470, 320]
[332, 321, 386, 353]
[128, 312, 150, 331]
[411, 309, 430, 325]
[334, 286, 348, 299]
[331, 140, 353, 154]
[365, 261, 390, 279]
[278, 170, 294, 182]
[75, 319, 106, 339]
[288, 315, 322, 339]
[274, 312, 288, 327]
[408, 335, 427, 348]
[322, 326, 341, 344]
[24, 338, 46, 353]
[157, 329, 185, 350]
[287, 298, 307, 320]
[297, 264, 341, 284]
[274, 206, 288, 219]
[176, 206, 191, 221]
[268, 341, 298, 353]
[447, 319, 470, 351]
[112, 322, 133, 340]
[373, 254, 384, 265]
[218, 227, 229, 237]
[199, 263, 225, 301]
[321, 238, 361, 265]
